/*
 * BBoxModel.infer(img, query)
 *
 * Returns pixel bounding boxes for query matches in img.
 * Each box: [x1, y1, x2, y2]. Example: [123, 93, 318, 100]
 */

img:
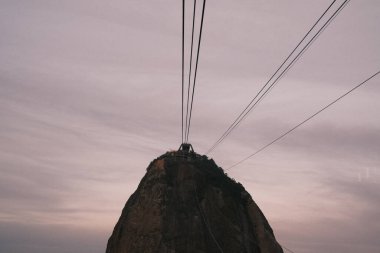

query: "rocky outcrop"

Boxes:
[106, 151, 283, 253]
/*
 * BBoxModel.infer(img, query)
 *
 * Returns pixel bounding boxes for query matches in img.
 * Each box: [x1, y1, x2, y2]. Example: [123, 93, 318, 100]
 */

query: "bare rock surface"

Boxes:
[106, 151, 283, 253]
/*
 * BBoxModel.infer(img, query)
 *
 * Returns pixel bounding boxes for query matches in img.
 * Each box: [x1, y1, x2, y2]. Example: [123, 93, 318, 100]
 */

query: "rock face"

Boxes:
[106, 151, 283, 253]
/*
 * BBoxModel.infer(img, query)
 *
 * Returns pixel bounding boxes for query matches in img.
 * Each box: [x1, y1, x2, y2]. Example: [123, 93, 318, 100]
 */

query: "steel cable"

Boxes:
[206, 0, 349, 154]
[185, 0, 198, 142]
[181, 0, 185, 143]
[227, 70, 380, 170]
[186, 0, 207, 142]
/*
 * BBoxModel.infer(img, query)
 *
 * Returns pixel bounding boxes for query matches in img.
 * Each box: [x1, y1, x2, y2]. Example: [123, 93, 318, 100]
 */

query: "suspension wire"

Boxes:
[226, 70, 380, 171]
[181, 0, 185, 144]
[206, 0, 348, 154]
[184, 0, 197, 143]
[205, 0, 347, 155]
[186, 0, 206, 142]
[208, 0, 349, 153]
[206, 0, 337, 154]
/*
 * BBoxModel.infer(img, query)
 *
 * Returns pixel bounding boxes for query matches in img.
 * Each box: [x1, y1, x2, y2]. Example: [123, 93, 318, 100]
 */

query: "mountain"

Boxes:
[106, 148, 283, 253]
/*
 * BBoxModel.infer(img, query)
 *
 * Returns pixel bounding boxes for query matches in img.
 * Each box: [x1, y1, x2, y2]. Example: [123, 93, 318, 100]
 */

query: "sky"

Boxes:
[0, 0, 379, 252]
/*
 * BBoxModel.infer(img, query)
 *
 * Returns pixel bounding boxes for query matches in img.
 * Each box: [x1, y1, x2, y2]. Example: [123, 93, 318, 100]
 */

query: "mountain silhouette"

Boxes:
[106, 148, 283, 253]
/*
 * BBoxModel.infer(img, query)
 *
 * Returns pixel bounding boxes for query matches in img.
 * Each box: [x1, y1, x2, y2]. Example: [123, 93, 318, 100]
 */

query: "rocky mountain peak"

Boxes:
[106, 150, 283, 253]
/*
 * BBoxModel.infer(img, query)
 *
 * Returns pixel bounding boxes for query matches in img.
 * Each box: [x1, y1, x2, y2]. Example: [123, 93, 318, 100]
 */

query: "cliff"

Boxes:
[106, 150, 283, 253]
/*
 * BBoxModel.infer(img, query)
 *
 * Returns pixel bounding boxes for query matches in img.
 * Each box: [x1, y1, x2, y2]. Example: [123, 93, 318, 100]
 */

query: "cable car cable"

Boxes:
[206, 0, 337, 154]
[186, 0, 207, 142]
[206, 0, 349, 155]
[206, 0, 336, 154]
[185, 0, 198, 142]
[208, 0, 349, 153]
[206, 0, 349, 154]
[227, 70, 380, 171]
[181, 0, 185, 143]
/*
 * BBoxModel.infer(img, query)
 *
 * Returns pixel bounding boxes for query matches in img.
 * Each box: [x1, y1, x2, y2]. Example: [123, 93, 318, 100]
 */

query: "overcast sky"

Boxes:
[0, 0, 379, 252]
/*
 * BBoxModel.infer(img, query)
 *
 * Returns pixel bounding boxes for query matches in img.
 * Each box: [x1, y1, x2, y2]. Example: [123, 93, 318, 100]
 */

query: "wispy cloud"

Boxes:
[1, 0, 379, 252]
